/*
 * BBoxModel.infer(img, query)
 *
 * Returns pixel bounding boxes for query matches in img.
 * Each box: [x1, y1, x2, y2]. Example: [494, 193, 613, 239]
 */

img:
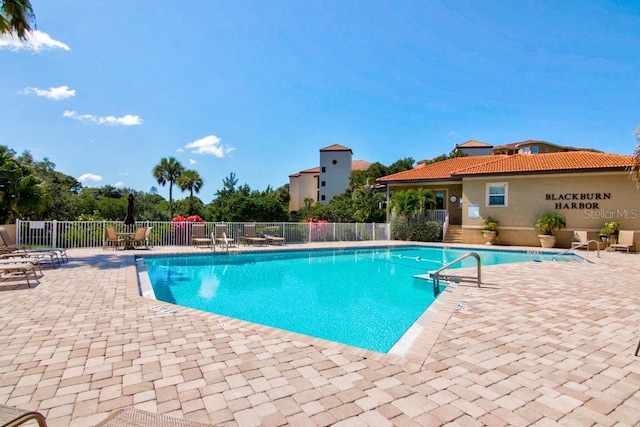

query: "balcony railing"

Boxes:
[13, 220, 391, 249]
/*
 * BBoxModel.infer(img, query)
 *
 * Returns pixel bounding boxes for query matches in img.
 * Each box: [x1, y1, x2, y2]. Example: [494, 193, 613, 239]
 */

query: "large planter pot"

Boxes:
[538, 234, 557, 248]
[482, 230, 497, 245]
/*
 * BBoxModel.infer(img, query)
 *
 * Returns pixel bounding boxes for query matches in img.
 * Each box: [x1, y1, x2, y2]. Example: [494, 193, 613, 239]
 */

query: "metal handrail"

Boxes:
[429, 252, 481, 297]
[555, 240, 601, 258]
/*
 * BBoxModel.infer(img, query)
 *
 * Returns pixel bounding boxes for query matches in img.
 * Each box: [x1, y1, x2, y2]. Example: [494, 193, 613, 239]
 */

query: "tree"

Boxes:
[1, 0, 35, 41]
[177, 169, 204, 215]
[0, 146, 46, 222]
[632, 125, 640, 188]
[152, 157, 184, 219]
[352, 180, 385, 222]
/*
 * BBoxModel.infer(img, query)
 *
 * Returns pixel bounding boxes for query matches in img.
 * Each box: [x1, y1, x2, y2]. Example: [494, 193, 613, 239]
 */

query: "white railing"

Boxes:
[442, 212, 449, 242]
[14, 220, 391, 249]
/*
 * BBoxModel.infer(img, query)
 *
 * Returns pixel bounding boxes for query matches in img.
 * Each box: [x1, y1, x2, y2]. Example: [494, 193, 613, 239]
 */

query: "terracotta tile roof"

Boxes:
[300, 167, 320, 174]
[377, 156, 503, 183]
[457, 151, 633, 176]
[455, 140, 493, 148]
[320, 144, 352, 152]
[377, 151, 633, 183]
[351, 160, 372, 171]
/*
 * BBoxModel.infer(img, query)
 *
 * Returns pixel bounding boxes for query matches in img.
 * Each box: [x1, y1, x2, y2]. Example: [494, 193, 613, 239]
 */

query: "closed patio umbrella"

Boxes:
[124, 194, 135, 231]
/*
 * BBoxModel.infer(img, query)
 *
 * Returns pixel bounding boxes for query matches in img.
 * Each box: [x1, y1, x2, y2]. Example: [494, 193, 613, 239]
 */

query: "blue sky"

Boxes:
[1, 0, 639, 200]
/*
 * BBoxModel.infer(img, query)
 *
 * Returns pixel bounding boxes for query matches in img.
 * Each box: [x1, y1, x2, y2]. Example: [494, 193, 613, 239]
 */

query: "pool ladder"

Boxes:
[429, 252, 482, 297]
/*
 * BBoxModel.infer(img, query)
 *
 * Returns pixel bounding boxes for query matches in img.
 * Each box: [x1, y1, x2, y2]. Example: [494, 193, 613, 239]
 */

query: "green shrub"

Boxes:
[391, 219, 442, 242]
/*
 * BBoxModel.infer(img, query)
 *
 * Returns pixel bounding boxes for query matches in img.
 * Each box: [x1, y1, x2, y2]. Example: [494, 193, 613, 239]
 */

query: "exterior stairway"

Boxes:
[443, 225, 462, 244]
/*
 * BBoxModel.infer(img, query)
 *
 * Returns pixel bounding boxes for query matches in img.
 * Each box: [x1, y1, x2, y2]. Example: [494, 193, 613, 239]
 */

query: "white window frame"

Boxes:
[486, 182, 508, 207]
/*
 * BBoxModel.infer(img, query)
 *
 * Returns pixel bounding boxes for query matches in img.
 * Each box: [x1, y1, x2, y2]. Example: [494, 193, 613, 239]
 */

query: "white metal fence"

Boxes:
[14, 220, 391, 249]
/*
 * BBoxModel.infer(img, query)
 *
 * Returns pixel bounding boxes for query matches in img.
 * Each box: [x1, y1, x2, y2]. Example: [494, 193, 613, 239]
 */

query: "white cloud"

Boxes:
[22, 85, 75, 100]
[63, 110, 143, 126]
[0, 30, 70, 52]
[185, 135, 235, 158]
[176, 148, 184, 152]
[448, 131, 457, 136]
[77, 173, 103, 184]
[113, 181, 125, 188]
[189, 159, 197, 165]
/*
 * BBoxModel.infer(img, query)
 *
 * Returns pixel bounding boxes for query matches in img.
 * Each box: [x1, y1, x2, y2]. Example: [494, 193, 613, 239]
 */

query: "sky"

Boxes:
[1, 0, 639, 201]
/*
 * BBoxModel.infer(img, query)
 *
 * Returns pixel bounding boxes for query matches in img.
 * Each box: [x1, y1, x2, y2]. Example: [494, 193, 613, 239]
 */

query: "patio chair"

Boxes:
[144, 226, 153, 249]
[95, 407, 210, 427]
[192, 224, 212, 248]
[132, 227, 148, 249]
[241, 224, 266, 246]
[104, 227, 125, 250]
[609, 230, 635, 253]
[570, 231, 605, 251]
[0, 227, 64, 266]
[0, 403, 47, 426]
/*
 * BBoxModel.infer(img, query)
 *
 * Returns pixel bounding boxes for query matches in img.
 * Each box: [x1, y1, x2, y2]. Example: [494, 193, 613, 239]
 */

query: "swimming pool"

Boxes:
[143, 246, 582, 353]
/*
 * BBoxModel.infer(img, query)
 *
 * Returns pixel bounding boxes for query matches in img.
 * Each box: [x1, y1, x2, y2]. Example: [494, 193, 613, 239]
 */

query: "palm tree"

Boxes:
[409, 188, 434, 215]
[177, 169, 203, 215]
[1, 0, 35, 41]
[152, 157, 184, 219]
[632, 125, 640, 188]
[352, 180, 384, 222]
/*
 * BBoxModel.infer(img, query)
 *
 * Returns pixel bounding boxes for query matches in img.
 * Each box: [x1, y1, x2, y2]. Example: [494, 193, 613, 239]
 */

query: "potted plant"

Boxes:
[481, 217, 499, 245]
[534, 212, 566, 248]
[599, 221, 620, 245]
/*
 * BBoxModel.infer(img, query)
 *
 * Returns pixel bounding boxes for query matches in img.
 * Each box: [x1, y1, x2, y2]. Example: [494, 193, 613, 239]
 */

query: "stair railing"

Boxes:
[441, 212, 449, 242]
[553, 240, 600, 259]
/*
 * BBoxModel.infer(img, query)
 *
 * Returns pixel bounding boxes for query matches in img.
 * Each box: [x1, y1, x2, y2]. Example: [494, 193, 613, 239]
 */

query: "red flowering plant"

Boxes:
[171, 215, 205, 245]
[303, 217, 330, 242]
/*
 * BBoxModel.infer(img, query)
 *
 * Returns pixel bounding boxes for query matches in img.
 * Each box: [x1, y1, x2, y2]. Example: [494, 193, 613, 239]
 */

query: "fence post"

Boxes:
[16, 218, 21, 246]
[52, 220, 58, 248]
[372, 223, 375, 240]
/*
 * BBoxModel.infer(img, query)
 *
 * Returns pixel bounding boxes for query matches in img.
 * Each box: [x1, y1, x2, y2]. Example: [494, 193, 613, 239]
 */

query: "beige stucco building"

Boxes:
[289, 144, 371, 212]
[377, 151, 640, 249]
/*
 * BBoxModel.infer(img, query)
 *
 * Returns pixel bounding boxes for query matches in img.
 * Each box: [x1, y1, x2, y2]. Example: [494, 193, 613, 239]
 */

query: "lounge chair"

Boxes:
[0, 403, 47, 426]
[571, 231, 606, 251]
[104, 227, 125, 250]
[214, 224, 235, 247]
[95, 407, 209, 427]
[192, 224, 212, 248]
[242, 224, 267, 246]
[0, 227, 65, 266]
[609, 230, 635, 253]
[264, 233, 285, 245]
[0, 258, 41, 287]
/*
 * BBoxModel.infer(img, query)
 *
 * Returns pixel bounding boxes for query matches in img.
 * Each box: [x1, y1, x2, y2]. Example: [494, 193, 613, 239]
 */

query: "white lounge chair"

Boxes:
[609, 230, 635, 253]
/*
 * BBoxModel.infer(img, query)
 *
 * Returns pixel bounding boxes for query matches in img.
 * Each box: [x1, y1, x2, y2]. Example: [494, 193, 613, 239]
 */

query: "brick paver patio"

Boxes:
[0, 242, 638, 426]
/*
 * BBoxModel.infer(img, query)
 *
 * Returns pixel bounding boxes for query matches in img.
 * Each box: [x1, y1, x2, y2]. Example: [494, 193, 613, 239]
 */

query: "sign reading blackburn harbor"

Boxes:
[545, 192, 610, 209]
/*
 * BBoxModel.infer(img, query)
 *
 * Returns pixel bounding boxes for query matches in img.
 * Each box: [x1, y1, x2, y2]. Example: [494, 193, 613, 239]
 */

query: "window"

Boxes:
[321, 181, 326, 187]
[532, 145, 539, 154]
[332, 159, 337, 165]
[321, 167, 326, 172]
[521, 146, 531, 154]
[487, 183, 507, 207]
[320, 195, 326, 201]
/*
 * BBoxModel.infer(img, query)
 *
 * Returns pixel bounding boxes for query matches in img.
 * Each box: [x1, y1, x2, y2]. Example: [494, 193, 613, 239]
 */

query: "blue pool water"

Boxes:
[144, 246, 581, 353]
